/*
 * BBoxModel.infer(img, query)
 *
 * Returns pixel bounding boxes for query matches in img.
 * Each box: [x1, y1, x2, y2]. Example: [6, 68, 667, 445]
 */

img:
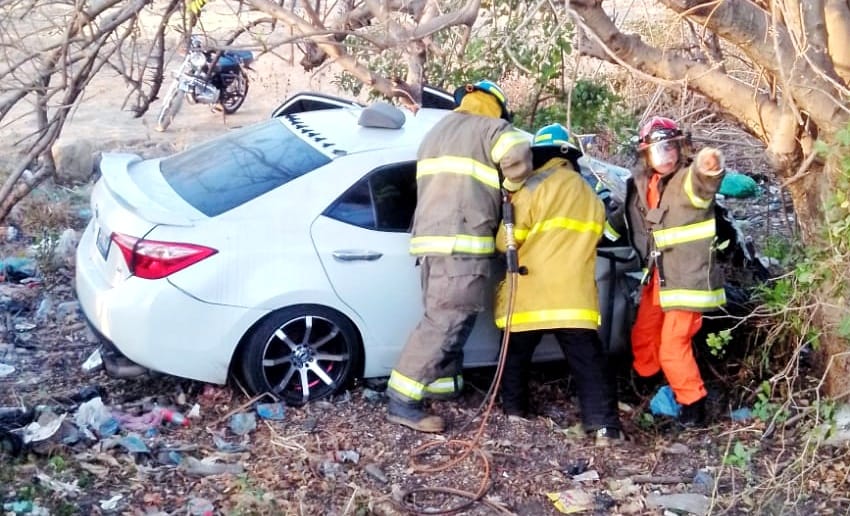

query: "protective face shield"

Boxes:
[646, 139, 680, 175]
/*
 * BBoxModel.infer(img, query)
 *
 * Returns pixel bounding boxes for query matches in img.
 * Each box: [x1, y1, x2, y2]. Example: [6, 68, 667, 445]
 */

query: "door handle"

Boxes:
[332, 250, 383, 262]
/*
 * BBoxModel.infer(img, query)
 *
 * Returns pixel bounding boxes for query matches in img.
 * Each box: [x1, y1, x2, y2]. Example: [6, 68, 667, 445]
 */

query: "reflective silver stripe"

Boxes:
[653, 219, 716, 248]
[658, 288, 726, 309]
[603, 221, 621, 241]
[410, 235, 495, 255]
[424, 376, 464, 394]
[491, 130, 529, 163]
[387, 370, 425, 401]
[684, 168, 712, 209]
[417, 157, 500, 189]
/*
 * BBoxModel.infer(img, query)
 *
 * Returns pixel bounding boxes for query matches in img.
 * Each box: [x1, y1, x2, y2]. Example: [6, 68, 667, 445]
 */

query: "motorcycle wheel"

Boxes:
[220, 71, 248, 115]
[155, 88, 186, 132]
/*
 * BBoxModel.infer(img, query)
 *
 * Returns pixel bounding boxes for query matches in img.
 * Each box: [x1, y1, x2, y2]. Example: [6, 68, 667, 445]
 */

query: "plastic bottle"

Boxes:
[158, 408, 190, 427]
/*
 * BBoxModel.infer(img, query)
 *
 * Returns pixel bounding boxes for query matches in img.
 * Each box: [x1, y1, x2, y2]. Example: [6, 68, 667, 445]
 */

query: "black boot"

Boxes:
[679, 397, 707, 428]
[632, 371, 664, 398]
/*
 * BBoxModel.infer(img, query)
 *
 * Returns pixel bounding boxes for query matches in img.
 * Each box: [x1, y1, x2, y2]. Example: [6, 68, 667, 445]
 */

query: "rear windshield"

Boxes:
[160, 119, 331, 216]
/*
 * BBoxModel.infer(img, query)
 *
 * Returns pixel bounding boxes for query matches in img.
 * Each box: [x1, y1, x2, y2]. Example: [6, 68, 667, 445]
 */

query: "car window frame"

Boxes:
[324, 161, 417, 233]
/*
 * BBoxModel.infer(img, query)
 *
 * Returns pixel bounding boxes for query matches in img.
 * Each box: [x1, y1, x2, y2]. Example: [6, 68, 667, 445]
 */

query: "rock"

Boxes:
[52, 138, 98, 184]
[662, 442, 690, 455]
[646, 493, 710, 516]
[364, 463, 388, 483]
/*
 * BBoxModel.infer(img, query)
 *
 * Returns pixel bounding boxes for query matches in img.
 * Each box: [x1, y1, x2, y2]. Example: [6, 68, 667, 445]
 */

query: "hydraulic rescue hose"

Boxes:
[397, 191, 523, 515]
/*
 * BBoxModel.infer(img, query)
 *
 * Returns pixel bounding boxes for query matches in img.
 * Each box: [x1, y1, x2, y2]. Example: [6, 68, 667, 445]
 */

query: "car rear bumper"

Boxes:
[75, 221, 268, 384]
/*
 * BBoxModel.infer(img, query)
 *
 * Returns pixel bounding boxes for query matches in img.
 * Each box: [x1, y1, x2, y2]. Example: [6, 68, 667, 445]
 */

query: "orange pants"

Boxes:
[631, 273, 707, 405]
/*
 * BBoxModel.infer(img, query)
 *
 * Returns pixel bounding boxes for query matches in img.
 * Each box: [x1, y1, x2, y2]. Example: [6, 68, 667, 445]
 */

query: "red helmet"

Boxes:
[637, 116, 683, 151]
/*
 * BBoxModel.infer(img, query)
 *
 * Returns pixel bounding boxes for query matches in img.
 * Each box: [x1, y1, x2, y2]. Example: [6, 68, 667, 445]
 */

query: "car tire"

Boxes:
[239, 305, 362, 405]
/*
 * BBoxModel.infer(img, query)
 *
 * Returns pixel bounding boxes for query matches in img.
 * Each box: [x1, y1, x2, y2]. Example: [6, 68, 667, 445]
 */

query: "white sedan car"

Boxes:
[75, 97, 639, 405]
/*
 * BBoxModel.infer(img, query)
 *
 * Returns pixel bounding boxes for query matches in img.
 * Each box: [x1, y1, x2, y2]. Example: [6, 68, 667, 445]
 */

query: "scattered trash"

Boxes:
[546, 488, 594, 514]
[563, 458, 589, 476]
[187, 497, 215, 516]
[74, 397, 113, 434]
[34, 295, 54, 322]
[3, 500, 49, 515]
[182, 456, 244, 476]
[364, 463, 388, 483]
[256, 402, 286, 420]
[187, 403, 201, 419]
[35, 472, 81, 497]
[693, 469, 716, 495]
[229, 412, 257, 435]
[159, 408, 190, 427]
[0, 256, 37, 281]
[730, 407, 753, 422]
[646, 492, 710, 516]
[335, 450, 360, 464]
[0, 363, 14, 377]
[113, 408, 162, 432]
[719, 171, 760, 198]
[572, 469, 599, 482]
[213, 433, 248, 453]
[22, 412, 66, 443]
[118, 433, 149, 453]
[56, 300, 81, 321]
[320, 459, 344, 479]
[99, 494, 123, 510]
[650, 386, 681, 418]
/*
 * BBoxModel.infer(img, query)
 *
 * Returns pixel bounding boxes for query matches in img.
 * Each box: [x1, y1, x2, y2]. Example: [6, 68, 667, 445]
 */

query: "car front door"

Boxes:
[310, 162, 425, 376]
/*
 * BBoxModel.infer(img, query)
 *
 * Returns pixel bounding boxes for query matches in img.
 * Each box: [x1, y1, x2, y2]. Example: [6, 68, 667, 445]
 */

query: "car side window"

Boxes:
[326, 162, 417, 232]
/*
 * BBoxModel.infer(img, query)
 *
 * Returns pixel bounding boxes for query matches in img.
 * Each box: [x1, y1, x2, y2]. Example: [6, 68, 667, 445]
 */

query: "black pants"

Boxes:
[500, 328, 620, 431]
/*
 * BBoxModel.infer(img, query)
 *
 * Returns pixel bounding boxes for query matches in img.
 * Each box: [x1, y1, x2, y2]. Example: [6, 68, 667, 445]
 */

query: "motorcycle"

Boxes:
[155, 35, 254, 132]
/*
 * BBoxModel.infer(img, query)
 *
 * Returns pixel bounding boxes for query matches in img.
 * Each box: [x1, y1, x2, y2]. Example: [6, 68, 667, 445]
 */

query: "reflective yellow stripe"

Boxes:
[684, 168, 712, 209]
[418, 157, 500, 189]
[653, 219, 716, 248]
[491, 131, 529, 162]
[513, 217, 603, 242]
[424, 376, 464, 394]
[496, 308, 601, 328]
[658, 288, 726, 309]
[387, 370, 425, 401]
[188, 0, 207, 14]
[603, 221, 620, 241]
[410, 235, 495, 255]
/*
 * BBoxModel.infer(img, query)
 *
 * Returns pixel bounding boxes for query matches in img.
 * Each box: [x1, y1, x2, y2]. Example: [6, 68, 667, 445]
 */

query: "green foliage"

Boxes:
[637, 412, 655, 429]
[706, 329, 733, 357]
[723, 440, 753, 469]
[332, 0, 636, 143]
[48, 455, 67, 473]
[752, 381, 788, 423]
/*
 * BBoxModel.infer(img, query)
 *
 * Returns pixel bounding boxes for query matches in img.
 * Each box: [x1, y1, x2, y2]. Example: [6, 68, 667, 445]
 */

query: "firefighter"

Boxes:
[608, 116, 726, 427]
[494, 124, 622, 446]
[386, 79, 533, 433]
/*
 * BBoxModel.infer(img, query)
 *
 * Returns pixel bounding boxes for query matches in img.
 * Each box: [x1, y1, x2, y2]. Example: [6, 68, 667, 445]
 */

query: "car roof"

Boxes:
[276, 105, 450, 158]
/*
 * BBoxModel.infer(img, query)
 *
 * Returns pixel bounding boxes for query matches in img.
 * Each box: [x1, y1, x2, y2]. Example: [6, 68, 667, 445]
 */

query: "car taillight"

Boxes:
[112, 233, 217, 280]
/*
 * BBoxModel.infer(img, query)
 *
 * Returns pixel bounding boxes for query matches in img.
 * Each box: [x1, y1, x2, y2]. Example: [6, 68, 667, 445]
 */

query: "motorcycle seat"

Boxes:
[219, 50, 254, 67]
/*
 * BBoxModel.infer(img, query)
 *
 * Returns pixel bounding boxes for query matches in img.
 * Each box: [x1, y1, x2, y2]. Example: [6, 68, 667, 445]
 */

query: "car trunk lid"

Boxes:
[87, 153, 201, 287]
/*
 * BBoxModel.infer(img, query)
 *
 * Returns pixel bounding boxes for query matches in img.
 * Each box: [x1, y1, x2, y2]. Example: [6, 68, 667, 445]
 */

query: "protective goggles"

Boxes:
[646, 139, 680, 165]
